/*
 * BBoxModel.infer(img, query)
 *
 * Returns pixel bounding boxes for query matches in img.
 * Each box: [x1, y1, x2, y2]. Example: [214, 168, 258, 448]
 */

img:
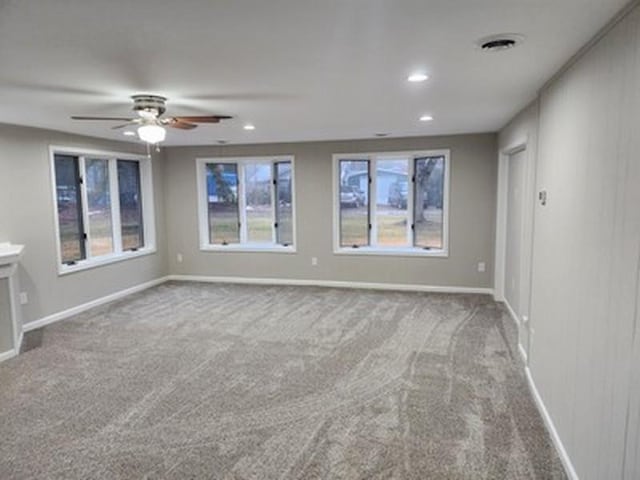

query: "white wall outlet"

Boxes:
[538, 190, 548, 206]
[177, 253, 183, 263]
[477, 262, 486, 273]
[522, 315, 529, 324]
[19, 292, 28, 305]
[311, 257, 318, 266]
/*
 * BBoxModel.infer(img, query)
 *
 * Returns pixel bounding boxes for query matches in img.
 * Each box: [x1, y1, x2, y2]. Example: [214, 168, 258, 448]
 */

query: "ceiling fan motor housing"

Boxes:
[131, 94, 167, 116]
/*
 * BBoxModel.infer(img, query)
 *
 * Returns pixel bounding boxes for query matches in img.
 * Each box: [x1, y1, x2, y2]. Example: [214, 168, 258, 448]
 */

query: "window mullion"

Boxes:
[109, 158, 123, 254]
[271, 162, 278, 244]
[369, 158, 376, 247]
[238, 162, 248, 243]
[408, 157, 416, 247]
[139, 159, 153, 249]
[78, 156, 91, 260]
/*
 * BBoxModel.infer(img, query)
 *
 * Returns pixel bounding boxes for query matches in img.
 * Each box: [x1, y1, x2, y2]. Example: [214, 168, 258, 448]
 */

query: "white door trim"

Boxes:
[495, 139, 537, 363]
[494, 140, 527, 302]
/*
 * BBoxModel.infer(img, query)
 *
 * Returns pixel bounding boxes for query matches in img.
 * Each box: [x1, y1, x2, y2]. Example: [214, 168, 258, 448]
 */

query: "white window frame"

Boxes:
[49, 146, 156, 275]
[332, 149, 450, 257]
[196, 156, 297, 253]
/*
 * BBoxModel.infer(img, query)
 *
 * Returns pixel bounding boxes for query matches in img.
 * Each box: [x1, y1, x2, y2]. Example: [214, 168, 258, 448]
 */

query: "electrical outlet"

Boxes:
[477, 262, 486, 273]
[522, 315, 529, 324]
[311, 257, 318, 266]
[538, 190, 547, 206]
[177, 253, 183, 263]
[19, 292, 28, 305]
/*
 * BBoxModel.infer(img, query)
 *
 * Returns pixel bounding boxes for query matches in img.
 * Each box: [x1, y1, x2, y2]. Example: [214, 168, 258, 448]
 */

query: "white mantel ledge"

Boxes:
[0, 243, 25, 277]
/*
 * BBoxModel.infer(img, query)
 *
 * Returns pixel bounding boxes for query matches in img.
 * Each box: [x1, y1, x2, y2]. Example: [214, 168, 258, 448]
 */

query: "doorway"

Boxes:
[505, 149, 526, 319]
[495, 144, 535, 363]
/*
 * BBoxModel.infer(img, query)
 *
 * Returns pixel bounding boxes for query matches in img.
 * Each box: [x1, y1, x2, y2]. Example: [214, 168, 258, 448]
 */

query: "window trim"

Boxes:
[195, 155, 297, 253]
[332, 149, 450, 257]
[49, 146, 157, 275]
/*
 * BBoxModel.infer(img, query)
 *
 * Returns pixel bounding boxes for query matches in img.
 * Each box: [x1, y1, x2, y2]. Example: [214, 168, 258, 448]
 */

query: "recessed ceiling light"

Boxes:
[123, 131, 135, 136]
[243, 124, 255, 131]
[408, 73, 429, 83]
[217, 140, 228, 145]
[419, 115, 434, 122]
[374, 133, 390, 137]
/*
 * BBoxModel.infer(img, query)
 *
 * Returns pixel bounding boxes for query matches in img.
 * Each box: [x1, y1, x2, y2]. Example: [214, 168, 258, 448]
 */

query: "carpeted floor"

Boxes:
[0, 282, 566, 479]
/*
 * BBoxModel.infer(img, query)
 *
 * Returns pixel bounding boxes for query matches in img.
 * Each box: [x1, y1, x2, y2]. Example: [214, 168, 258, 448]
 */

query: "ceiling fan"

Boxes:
[71, 94, 232, 144]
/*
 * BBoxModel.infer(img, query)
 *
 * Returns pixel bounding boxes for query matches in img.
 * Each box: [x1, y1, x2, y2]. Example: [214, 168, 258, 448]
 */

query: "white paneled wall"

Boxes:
[526, 4, 640, 479]
[626, 296, 640, 478]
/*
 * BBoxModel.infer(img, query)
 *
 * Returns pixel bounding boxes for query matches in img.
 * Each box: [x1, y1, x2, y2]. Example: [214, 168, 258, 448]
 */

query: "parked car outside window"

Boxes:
[340, 185, 364, 207]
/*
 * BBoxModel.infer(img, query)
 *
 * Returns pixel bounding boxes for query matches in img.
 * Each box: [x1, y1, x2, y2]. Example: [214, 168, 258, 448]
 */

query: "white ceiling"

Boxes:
[0, 0, 628, 146]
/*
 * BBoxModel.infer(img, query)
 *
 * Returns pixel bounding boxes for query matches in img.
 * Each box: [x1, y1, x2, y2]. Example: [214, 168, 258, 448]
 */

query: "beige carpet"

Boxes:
[0, 282, 566, 479]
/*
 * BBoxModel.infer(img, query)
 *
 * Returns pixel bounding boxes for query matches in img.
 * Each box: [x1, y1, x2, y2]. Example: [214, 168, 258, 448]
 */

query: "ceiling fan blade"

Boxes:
[71, 116, 134, 121]
[165, 119, 198, 130]
[172, 115, 232, 123]
[111, 123, 137, 130]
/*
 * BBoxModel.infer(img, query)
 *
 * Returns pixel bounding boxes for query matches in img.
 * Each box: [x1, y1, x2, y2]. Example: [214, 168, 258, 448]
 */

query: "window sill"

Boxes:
[58, 247, 156, 276]
[200, 244, 297, 254]
[333, 247, 448, 258]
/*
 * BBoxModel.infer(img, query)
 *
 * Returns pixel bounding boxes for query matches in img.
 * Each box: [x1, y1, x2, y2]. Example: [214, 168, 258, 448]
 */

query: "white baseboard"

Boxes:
[503, 299, 528, 364]
[504, 298, 520, 327]
[518, 342, 528, 363]
[167, 275, 494, 295]
[0, 348, 17, 363]
[524, 366, 579, 480]
[20, 274, 491, 336]
[16, 330, 23, 354]
[502, 301, 575, 478]
[23, 276, 170, 332]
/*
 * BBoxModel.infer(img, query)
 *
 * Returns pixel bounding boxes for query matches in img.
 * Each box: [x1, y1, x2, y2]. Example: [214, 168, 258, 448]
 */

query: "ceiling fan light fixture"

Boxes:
[137, 109, 158, 120]
[138, 124, 166, 144]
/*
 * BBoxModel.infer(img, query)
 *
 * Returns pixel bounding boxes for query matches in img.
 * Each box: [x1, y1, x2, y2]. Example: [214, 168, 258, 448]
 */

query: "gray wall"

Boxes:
[499, 4, 640, 478]
[165, 134, 497, 289]
[0, 124, 169, 328]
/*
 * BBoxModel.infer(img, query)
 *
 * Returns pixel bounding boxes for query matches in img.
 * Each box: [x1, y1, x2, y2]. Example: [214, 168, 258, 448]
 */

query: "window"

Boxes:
[118, 160, 145, 251]
[334, 150, 449, 256]
[86, 158, 114, 256]
[206, 163, 240, 245]
[339, 160, 369, 247]
[51, 148, 155, 273]
[197, 156, 296, 252]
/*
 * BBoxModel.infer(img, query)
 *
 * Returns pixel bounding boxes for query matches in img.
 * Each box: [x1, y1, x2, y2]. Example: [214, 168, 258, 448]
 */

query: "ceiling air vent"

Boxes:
[476, 34, 524, 52]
